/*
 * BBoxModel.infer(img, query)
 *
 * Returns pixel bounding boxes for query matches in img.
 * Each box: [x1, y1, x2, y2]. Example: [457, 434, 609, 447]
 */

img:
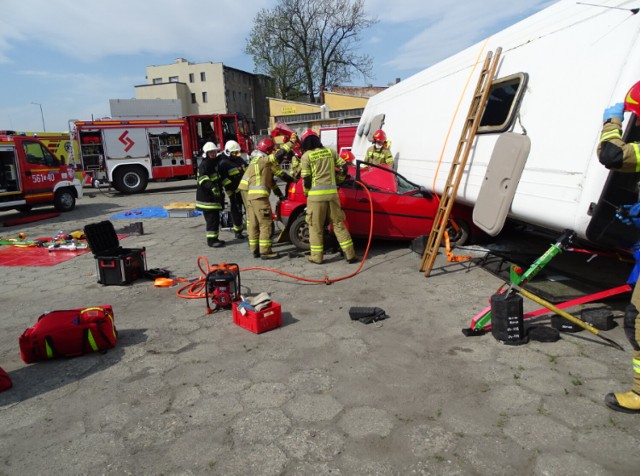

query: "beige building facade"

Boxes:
[134, 58, 272, 131]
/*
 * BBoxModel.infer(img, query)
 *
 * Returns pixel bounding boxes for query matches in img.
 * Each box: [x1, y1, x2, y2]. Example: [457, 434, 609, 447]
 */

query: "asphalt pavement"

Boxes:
[1, 180, 639, 475]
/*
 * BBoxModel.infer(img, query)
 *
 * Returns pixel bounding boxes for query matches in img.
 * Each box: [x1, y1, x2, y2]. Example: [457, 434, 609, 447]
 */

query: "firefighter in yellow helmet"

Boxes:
[299, 129, 358, 264]
[598, 80, 640, 413]
[238, 138, 295, 259]
[365, 129, 393, 167]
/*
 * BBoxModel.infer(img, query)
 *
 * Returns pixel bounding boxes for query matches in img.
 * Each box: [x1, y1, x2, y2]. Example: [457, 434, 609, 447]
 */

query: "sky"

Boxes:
[0, 0, 556, 132]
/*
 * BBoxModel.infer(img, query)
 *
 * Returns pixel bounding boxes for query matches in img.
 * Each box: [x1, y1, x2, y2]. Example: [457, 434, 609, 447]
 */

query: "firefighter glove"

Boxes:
[603, 103, 624, 122]
[617, 203, 640, 228]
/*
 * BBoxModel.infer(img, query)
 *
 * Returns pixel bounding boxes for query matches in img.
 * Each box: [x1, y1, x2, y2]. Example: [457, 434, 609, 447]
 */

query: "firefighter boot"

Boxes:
[261, 250, 280, 260]
[307, 252, 323, 264]
[344, 246, 359, 264]
[251, 248, 260, 258]
[207, 238, 226, 248]
[234, 229, 245, 240]
[605, 390, 640, 413]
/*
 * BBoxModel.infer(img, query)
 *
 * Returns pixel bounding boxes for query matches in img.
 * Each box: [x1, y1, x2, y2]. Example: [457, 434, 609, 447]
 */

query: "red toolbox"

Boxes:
[84, 220, 147, 285]
[232, 301, 282, 334]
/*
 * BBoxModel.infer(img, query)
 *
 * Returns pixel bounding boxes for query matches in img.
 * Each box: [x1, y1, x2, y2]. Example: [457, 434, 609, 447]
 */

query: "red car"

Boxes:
[276, 161, 478, 250]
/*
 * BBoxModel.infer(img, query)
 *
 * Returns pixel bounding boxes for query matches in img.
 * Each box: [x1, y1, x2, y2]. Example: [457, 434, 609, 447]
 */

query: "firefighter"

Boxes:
[300, 129, 358, 264]
[239, 138, 295, 259]
[218, 140, 247, 239]
[196, 142, 225, 247]
[598, 80, 640, 413]
[365, 129, 394, 167]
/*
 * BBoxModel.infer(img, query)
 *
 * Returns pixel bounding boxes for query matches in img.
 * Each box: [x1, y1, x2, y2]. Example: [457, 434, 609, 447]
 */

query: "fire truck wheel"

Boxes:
[113, 166, 148, 194]
[289, 213, 311, 251]
[54, 189, 76, 212]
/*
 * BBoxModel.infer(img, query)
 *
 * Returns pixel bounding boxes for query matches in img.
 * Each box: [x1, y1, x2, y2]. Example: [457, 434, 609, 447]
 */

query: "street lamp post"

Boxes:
[31, 102, 46, 132]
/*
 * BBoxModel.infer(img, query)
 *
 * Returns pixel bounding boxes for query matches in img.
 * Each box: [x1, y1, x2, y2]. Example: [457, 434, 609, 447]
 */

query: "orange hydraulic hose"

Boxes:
[175, 180, 374, 299]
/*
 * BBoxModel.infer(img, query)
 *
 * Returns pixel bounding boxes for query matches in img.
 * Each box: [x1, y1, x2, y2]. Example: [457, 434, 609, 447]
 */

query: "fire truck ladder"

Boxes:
[419, 47, 502, 276]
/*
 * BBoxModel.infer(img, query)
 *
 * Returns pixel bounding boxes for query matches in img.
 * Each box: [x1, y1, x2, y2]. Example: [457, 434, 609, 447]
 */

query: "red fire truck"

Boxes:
[73, 114, 254, 194]
[0, 132, 83, 212]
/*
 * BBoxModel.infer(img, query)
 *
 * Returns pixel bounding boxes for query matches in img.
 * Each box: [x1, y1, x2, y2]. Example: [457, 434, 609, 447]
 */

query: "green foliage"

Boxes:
[245, 0, 377, 102]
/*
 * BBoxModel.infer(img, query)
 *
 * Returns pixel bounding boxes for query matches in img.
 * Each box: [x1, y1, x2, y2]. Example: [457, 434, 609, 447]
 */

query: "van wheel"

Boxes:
[445, 219, 470, 246]
[113, 166, 148, 194]
[289, 213, 310, 251]
[54, 189, 76, 212]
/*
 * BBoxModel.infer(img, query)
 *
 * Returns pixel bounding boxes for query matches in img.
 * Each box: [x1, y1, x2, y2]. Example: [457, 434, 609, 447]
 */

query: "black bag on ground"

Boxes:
[349, 307, 390, 324]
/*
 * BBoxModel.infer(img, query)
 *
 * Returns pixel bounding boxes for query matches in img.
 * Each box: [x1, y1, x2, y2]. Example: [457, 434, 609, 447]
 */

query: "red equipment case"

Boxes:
[84, 220, 147, 285]
[232, 301, 282, 334]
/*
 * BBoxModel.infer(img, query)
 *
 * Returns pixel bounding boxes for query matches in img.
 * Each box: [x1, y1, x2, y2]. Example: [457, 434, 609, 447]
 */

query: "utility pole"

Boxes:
[31, 102, 46, 131]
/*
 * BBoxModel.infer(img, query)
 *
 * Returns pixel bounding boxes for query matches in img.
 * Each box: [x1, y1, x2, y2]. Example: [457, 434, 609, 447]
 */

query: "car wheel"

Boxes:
[289, 213, 310, 251]
[54, 189, 76, 212]
[446, 219, 470, 246]
[113, 166, 148, 194]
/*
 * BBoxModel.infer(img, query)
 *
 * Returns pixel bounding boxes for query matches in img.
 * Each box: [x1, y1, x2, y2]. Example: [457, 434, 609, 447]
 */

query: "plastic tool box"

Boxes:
[84, 220, 147, 285]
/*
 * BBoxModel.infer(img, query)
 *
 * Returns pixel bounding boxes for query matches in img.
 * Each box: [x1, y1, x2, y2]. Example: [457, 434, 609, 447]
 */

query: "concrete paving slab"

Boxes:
[1, 181, 639, 475]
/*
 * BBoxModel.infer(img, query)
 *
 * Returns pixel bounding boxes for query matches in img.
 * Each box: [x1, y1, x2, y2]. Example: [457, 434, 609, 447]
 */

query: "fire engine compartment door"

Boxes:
[0, 146, 21, 196]
[472, 132, 531, 236]
[103, 128, 150, 159]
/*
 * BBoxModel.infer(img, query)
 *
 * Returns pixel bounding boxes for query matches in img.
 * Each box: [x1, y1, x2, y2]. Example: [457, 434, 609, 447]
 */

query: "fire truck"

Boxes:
[0, 132, 83, 212]
[73, 114, 254, 194]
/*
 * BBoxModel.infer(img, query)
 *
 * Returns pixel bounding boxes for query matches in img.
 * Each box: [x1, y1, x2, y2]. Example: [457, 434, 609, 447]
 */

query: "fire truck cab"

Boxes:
[73, 114, 254, 194]
[0, 133, 83, 212]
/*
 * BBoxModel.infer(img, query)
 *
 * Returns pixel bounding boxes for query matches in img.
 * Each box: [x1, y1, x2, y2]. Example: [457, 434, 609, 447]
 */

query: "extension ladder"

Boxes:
[420, 47, 502, 276]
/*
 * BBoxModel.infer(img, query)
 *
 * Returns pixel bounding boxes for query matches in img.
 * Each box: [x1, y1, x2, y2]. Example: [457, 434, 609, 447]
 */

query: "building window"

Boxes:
[191, 93, 196, 104]
[169, 76, 179, 82]
[189, 73, 194, 83]
[152, 78, 162, 84]
[200, 72, 206, 81]
[202, 92, 208, 103]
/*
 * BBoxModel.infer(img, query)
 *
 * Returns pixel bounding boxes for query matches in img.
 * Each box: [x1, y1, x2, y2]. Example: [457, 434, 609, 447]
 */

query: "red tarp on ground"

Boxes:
[0, 246, 90, 266]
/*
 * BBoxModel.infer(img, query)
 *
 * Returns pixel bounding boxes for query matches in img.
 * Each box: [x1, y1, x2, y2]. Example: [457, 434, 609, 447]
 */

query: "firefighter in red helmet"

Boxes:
[300, 129, 358, 264]
[365, 129, 394, 167]
[599, 80, 640, 413]
[237, 137, 295, 259]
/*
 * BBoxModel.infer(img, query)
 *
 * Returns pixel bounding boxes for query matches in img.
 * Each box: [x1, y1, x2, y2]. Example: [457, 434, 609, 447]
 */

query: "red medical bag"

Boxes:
[19, 305, 117, 364]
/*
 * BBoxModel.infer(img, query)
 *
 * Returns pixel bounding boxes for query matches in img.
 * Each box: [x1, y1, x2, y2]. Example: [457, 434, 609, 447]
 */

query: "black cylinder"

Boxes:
[490, 292, 528, 345]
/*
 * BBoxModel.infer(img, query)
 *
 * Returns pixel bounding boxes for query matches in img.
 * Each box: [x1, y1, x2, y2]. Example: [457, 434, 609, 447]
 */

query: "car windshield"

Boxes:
[395, 173, 420, 194]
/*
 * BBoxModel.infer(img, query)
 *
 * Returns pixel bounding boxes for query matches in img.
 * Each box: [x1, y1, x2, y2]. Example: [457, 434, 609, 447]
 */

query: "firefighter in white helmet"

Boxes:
[196, 142, 225, 247]
[218, 140, 247, 239]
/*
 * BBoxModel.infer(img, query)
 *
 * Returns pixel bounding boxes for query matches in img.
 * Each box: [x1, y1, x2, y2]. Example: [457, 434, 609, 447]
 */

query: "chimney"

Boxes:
[395, 78, 401, 84]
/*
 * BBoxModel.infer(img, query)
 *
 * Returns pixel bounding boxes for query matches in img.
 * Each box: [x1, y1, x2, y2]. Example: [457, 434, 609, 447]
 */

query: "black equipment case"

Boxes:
[84, 220, 147, 285]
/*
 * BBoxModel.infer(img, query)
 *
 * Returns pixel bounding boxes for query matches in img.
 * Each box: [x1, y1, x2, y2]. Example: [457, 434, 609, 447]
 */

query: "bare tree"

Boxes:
[246, 0, 376, 103]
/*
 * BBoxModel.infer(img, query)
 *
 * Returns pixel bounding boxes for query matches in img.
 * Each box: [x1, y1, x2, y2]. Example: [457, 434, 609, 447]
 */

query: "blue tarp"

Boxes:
[110, 207, 202, 219]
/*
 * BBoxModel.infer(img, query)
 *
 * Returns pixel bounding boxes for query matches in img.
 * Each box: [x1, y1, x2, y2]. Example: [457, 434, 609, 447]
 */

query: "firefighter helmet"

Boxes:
[257, 138, 275, 154]
[372, 129, 387, 143]
[301, 129, 318, 143]
[340, 150, 355, 163]
[224, 140, 241, 155]
[624, 80, 640, 117]
[202, 142, 218, 157]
